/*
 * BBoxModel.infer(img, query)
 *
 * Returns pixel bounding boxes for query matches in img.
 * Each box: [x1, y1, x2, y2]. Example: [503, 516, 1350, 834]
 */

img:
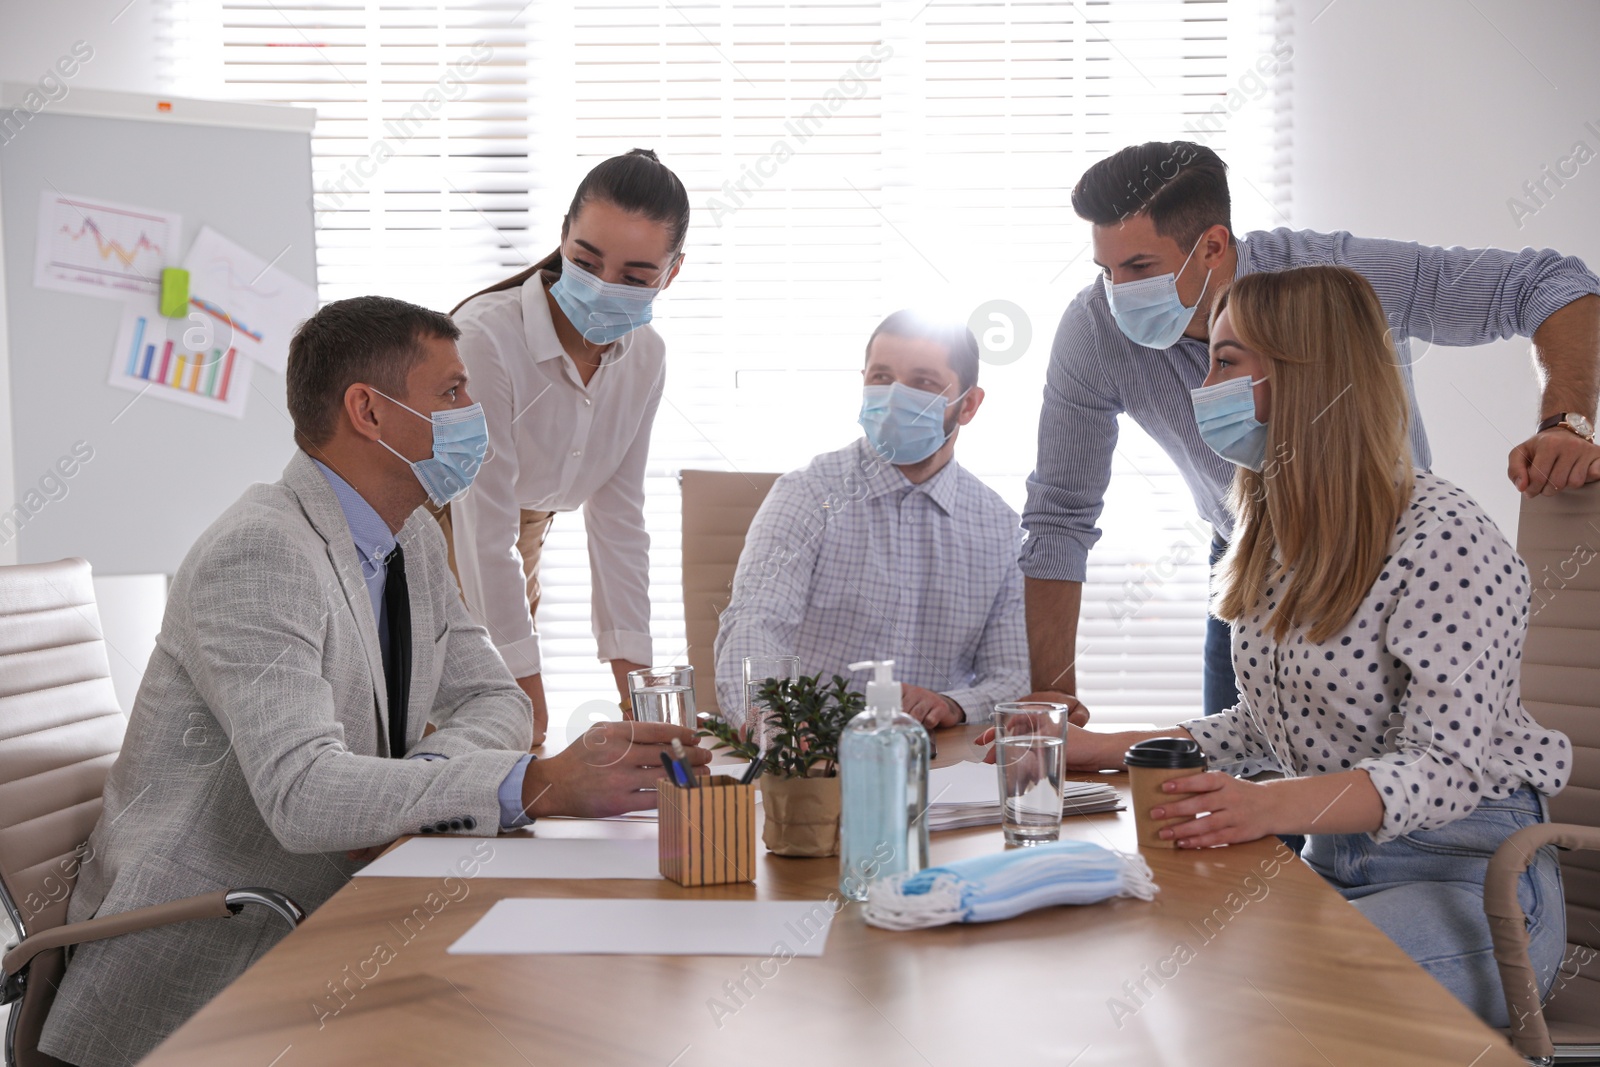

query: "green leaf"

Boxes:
[701, 670, 864, 780]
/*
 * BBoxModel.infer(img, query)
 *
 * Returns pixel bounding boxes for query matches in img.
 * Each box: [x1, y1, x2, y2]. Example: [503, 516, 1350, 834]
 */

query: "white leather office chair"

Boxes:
[0, 558, 302, 1067]
[1488, 485, 1600, 1065]
[679, 470, 782, 716]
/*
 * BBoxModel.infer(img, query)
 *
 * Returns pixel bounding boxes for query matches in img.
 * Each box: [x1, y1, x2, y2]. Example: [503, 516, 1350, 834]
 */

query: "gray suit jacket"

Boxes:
[39, 452, 532, 1067]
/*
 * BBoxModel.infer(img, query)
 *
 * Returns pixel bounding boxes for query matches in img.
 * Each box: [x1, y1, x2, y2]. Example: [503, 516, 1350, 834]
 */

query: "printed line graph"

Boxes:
[200, 252, 283, 299]
[54, 211, 164, 274]
[35, 192, 180, 298]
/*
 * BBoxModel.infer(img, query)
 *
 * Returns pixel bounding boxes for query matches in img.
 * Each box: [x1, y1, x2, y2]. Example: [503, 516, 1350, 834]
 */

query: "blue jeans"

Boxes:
[1302, 784, 1566, 1027]
[1203, 538, 1239, 718]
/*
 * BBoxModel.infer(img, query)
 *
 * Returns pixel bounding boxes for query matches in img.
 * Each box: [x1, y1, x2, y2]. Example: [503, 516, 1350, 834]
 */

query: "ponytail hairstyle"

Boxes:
[1210, 265, 1413, 643]
[452, 148, 689, 314]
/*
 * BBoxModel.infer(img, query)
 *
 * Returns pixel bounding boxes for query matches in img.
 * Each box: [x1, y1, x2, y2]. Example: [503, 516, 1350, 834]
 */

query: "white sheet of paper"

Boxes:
[449, 898, 836, 957]
[35, 190, 180, 299]
[355, 837, 661, 880]
[181, 225, 318, 374]
[928, 760, 1000, 805]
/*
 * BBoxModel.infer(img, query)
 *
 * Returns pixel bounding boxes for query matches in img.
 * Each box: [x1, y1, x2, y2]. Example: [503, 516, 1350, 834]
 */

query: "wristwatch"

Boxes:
[1538, 412, 1596, 443]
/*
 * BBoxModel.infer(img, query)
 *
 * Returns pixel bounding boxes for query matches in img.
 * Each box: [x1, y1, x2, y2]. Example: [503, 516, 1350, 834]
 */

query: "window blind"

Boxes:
[158, 0, 1291, 733]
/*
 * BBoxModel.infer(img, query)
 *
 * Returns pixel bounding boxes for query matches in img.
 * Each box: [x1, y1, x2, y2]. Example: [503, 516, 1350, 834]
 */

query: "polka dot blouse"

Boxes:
[1181, 471, 1570, 843]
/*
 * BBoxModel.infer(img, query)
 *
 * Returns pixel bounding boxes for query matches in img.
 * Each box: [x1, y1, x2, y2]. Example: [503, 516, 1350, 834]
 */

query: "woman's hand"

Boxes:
[1151, 772, 1277, 848]
[975, 722, 1118, 771]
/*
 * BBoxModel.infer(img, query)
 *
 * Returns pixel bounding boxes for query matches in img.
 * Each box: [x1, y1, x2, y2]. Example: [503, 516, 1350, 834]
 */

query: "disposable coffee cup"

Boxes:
[1125, 738, 1208, 850]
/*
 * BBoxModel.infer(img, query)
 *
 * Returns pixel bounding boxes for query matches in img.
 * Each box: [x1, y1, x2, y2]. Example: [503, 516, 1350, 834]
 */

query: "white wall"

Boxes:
[1291, 0, 1600, 535]
[91, 573, 165, 714]
[0, 0, 164, 95]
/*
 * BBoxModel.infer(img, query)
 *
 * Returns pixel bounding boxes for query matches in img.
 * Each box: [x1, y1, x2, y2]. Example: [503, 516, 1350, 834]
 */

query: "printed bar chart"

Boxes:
[108, 294, 251, 419]
[121, 311, 237, 401]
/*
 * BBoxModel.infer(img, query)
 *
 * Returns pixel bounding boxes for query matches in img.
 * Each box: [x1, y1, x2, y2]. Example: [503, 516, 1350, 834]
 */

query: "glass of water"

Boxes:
[627, 665, 697, 728]
[991, 702, 1072, 846]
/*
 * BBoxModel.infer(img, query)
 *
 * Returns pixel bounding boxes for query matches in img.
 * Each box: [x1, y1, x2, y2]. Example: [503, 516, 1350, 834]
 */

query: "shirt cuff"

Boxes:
[596, 629, 653, 666]
[1017, 531, 1091, 583]
[940, 688, 989, 725]
[1524, 271, 1600, 337]
[499, 754, 536, 830]
[496, 635, 542, 678]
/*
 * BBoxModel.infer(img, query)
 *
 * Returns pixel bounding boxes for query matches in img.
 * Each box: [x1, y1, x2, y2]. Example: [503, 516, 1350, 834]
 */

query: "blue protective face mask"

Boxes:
[373, 390, 489, 507]
[1102, 235, 1213, 349]
[859, 382, 969, 465]
[1189, 373, 1269, 472]
[548, 256, 662, 345]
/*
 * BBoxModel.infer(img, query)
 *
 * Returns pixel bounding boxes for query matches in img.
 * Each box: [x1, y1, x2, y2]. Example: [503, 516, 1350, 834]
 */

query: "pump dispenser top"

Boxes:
[848, 659, 898, 723]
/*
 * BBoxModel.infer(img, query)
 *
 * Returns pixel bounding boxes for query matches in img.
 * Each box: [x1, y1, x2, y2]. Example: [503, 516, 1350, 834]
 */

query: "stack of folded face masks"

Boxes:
[863, 840, 1157, 930]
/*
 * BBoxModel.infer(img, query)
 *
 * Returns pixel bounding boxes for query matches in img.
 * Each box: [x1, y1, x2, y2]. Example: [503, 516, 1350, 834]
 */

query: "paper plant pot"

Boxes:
[760, 774, 841, 857]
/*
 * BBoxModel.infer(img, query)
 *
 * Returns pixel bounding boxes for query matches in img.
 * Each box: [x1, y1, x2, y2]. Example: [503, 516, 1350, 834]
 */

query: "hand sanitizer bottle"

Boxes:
[839, 659, 930, 902]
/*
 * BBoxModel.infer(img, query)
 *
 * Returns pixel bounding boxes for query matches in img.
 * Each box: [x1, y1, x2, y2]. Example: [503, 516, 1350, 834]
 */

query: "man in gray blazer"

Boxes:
[38, 296, 708, 1067]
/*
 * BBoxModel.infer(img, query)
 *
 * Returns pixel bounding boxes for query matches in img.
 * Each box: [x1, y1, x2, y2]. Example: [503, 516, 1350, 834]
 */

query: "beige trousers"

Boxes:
[429, 503, 558, 632]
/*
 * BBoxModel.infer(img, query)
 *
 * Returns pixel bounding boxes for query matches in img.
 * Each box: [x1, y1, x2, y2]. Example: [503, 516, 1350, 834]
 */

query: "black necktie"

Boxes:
[382, 545, 411, 757]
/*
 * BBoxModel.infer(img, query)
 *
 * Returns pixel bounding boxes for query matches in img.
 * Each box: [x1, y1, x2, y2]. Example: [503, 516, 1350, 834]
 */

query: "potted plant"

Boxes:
[699, 673, 863, 857]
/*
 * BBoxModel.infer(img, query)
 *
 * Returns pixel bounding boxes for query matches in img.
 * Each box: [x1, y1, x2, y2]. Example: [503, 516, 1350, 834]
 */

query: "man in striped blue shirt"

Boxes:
[1022, 141, 1600, 720]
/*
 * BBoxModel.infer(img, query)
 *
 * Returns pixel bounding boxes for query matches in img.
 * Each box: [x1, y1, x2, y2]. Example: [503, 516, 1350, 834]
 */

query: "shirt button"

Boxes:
[583, 398, 592, 406]
[571, 450, 582, 458]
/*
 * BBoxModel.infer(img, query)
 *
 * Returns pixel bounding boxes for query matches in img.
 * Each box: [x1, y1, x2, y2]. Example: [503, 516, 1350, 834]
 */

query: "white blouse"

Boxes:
[448, 272, 665, 677]
[1182, 470, 1570, 843]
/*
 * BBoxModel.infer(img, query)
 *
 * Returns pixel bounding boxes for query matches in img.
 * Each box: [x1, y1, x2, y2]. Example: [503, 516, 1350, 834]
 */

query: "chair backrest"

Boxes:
[679, 470, 781, 715]
[0, 558, 125, 942]
[1515, 484, 1600, 1035]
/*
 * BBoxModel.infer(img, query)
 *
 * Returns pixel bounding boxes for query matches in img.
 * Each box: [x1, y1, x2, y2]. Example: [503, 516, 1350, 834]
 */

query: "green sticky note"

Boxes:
[159, 267, 190, 318]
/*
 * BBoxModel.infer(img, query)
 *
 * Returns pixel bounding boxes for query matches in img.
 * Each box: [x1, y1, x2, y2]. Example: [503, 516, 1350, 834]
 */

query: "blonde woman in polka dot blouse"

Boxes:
[1021, 265, 1571, 1026]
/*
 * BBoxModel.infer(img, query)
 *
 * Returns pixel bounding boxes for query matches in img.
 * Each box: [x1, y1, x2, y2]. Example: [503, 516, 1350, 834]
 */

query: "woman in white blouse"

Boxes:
[993, 265, 1571, 1024]
[438, 149, 688, 745]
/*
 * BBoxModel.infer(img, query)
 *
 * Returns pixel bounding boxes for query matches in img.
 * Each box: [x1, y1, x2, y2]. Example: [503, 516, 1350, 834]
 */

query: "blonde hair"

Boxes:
[1210, 266, 1412, 643]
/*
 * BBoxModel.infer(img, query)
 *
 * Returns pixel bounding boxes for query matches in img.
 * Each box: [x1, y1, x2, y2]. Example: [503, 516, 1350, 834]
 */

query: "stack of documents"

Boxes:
[926, 761, 1123, 832]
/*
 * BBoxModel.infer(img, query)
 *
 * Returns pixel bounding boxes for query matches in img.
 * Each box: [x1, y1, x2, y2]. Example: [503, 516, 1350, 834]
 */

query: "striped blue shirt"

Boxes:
[715, 438, 1029, 724]
[1021, 227, 1600, 583]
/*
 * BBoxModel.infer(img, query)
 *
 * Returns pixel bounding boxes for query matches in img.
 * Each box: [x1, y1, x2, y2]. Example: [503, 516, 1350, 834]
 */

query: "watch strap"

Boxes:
[1539, 412, 1596, 442]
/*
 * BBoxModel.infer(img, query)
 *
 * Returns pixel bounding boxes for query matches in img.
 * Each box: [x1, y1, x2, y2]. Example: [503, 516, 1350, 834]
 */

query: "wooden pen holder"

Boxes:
[658, 775, 757, 887]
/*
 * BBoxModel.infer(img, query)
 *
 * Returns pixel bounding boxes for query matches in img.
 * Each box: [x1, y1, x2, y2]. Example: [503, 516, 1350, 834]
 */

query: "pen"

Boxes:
[670, 738, 696, 788]
[659, 751, 688, 789]
[739, 754, 765, 786]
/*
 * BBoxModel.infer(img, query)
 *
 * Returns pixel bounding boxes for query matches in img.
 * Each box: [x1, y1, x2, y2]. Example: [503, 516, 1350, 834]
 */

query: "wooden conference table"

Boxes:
[142, 726, 1521, 1067]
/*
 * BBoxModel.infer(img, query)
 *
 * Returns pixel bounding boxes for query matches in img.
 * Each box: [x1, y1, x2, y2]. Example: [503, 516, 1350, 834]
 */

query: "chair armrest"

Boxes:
[2, 886, 304, 978]
[1484, 821, 1600, 1062]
